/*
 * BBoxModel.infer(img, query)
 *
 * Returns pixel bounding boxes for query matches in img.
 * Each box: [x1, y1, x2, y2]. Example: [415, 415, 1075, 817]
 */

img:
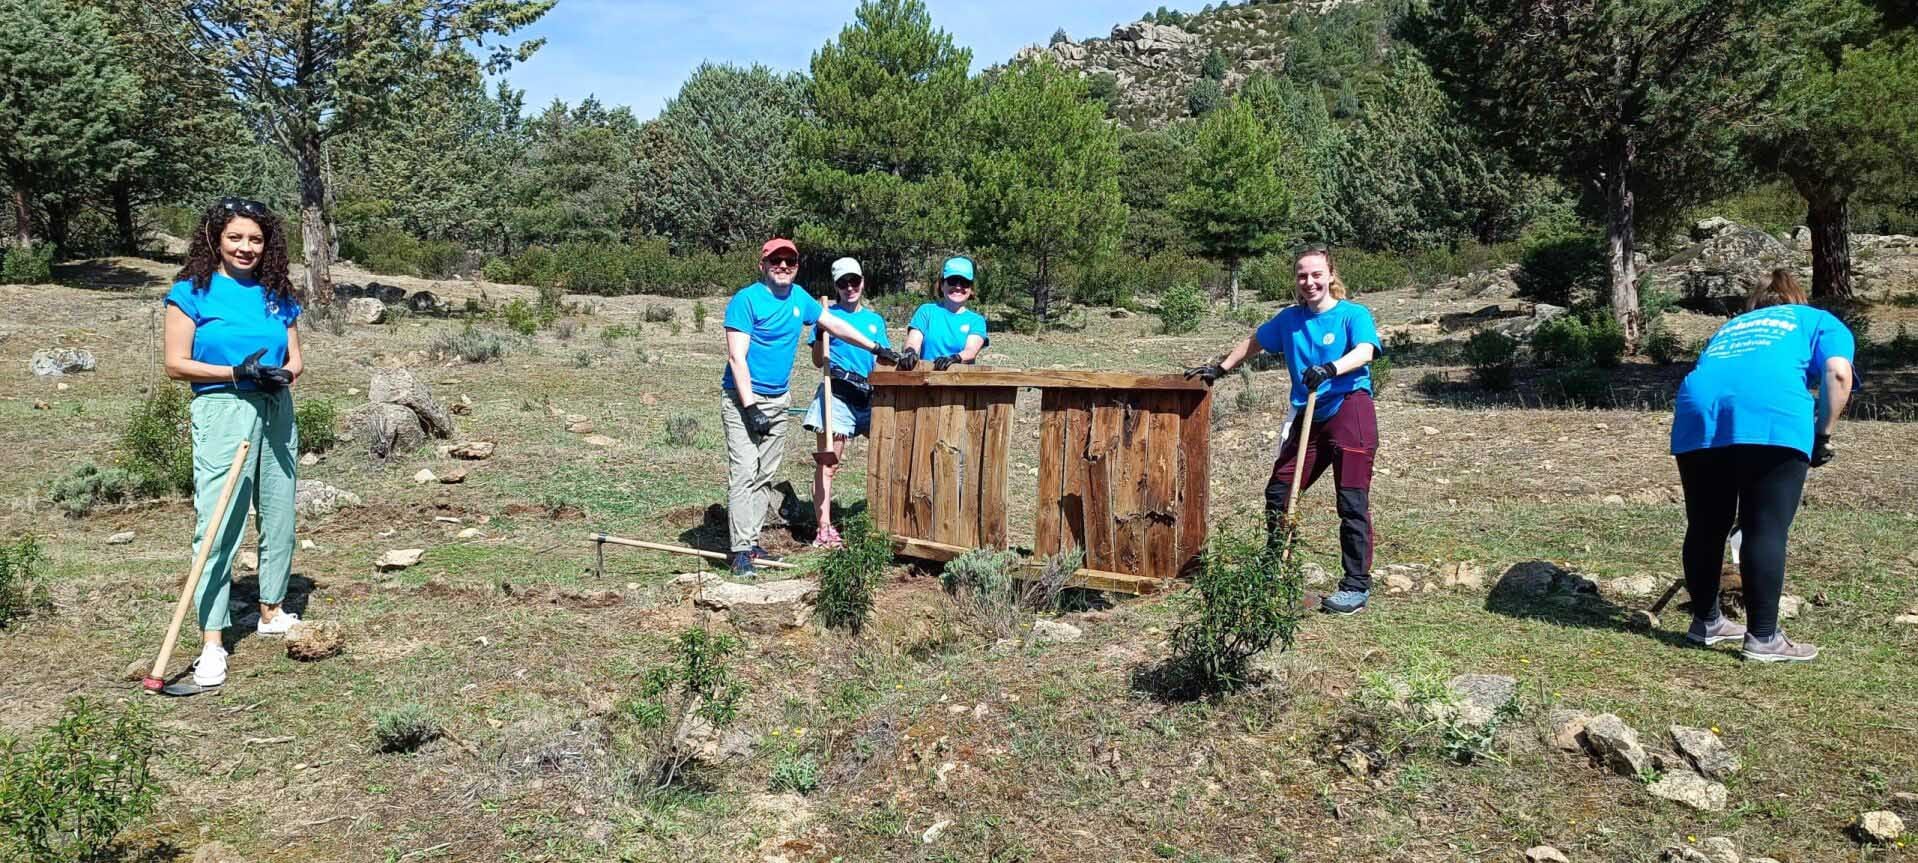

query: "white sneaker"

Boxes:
[256, 610, 301, 636]
[192, 645, 228, 687]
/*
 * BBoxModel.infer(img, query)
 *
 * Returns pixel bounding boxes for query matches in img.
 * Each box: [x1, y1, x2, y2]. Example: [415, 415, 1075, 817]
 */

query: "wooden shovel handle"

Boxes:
[150, 439, 251, 682]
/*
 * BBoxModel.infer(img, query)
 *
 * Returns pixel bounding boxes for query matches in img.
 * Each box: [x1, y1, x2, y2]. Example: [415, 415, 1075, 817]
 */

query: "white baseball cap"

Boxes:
[830, 257, 863, 282]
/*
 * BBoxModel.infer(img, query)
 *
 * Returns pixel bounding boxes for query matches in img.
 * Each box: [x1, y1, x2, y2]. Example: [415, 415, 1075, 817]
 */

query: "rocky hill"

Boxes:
[1010, 0, 1365, 127]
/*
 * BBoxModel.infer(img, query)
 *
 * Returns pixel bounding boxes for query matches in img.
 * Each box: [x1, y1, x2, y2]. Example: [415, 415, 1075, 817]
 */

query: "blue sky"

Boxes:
[488, 0, 1199, 118]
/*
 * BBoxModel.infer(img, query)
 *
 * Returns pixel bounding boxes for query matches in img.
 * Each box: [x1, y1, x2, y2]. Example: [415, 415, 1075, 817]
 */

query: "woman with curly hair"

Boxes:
[162, 197, 305, 688]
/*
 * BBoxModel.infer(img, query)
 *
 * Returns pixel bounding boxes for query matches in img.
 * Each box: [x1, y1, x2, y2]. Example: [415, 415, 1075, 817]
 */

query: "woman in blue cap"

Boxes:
[895, 256, 988, 370]
[1669, 269, 1853, 663]
[161, 197, 306, 689]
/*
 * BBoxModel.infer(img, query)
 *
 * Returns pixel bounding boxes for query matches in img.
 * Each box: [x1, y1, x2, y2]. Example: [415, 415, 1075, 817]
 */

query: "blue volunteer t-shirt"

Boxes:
[1254, 300, 1383, 421]
[1670, 304, 1855, 458]
[721, 281, 824, 396]
[808, 304, 889, 378]
[908, 303, 988, 360]
[164, 273, 302, 394]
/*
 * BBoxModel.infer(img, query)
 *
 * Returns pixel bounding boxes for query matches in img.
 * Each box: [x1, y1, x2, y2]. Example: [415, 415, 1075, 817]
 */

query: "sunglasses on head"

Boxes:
[219, 197, 271, 218]
[836, 275, 863, 287]
[764, 256, 798, 268]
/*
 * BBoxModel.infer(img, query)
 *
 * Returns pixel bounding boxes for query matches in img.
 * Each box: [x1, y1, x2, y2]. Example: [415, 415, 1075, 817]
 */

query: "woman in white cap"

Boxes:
[895, 256, 988, 371]
[803, 257, 892, 547]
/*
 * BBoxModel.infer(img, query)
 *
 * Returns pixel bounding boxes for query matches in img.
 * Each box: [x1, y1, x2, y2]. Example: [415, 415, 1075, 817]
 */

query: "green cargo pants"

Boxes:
[189, 389, 298, 631]
[720, 390, 791, 554]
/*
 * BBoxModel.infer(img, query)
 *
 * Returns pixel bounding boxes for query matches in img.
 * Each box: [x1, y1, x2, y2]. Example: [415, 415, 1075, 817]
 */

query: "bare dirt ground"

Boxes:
[0, 257, 1914, 862]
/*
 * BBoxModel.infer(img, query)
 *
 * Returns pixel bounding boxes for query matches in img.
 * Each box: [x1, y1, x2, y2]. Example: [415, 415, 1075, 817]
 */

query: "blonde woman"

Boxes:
[1183, 248, 1383, 615]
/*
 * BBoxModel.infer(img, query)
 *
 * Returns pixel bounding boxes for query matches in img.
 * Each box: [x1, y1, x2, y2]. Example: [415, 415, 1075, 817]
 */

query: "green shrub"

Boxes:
[1641, 320, 1687, 365]
[693, 300, 709, 333]
[1244, 253, 1294, 303]
[619, 628, 749, 789]
[294, 400, 339, 454]
[643, 305, 677, 324]
[1157, 281, 1208, 335]
[481, 256, 513, 283]
[372, 704, 440, 754]
[47, 464, 135, 517]
[342, 229, 463, 279]
[1076, 252, 1215, 307]
[554, 319, 578, 341]
[663, 414, 701, 447]
[1529, 315, 1589, 368]
[1463, 330, 1518, 391]
[1637, 277, 1679, 324]
[428, 322, 508, 363]
[941, 548, 1023, 640]
[769, 752, 820, 794]
[1543, 368, 1613, 407]
[1166, 520, 1305, 695]
[1333, 248, 1411, 296]
[0, 535, 51, 629]
[1227, 304, 1266, 328]
[816, 514, 891, 633]
[571, 350, 591, 368]
[1368, 355, 1392, 397]
[1187, 77, 1225, 116]
[500, 298, 539, 335]
[1514, 232, 1606, 306]
[117, 384, 193, 498]
[0, 697, 159, 862]
[0, 243, 54, 284]
[1584, 314, 1625, 369]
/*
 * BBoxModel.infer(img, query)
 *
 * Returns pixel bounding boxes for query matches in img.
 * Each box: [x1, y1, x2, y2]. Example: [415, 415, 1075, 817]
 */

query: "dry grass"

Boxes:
[0, 257, 1913, 861]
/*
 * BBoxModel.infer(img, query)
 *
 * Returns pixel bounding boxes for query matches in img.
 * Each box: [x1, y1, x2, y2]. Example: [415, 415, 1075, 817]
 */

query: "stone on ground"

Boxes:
[1699, 836, 1740, 863]
[456, 527, 483, 539]
[1440, 561, 1485, 590]
[30, 348, 95, 376]
[1892, 790, 1918, 811]
[1777, 593, 1804, 620]
[674, 573, 817, 634]
[1854, 810, 1905, 844]
[369, 368, 455, 438]
[1670, 724, 1740, 780]
[1494, 561, 1599, 600]
[582, 434, 618, 447]
[672, 698, 755, 765]
[438, 465, 469, 483]
[1300, 562, 1333, 588]
[346, 297, 385, 324]
[299, 452, 319, 466]
[123, 658, 151, 681]
[567, 420, 594, 434]
[1610, 573, 1659, 599]
[107, 531, 134, 545]
[1524, 846, 1570, 863]
[1660, 847, 1711, 863]
[448, 440, 495, 459]
[1031, 619, 1083, 643]
[1893, 607, 1918, 626]
[1582, 713, 1650, 777]
[1435, 674, 1516, 728]
[1545, 709, 1591, 752]
[344, 402, 427, 459]
[286, 620, 344, 661]
[1383, 571, 1416, 593]
[1648, 770, 1728, 811]
[413, 468, 436, 484]
[376, 548, 425, 571]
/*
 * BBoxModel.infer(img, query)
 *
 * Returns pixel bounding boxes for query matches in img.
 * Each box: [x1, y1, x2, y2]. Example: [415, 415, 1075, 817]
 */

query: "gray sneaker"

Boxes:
[1686, 615, 1746, 646]
[1741, 632, 1818, 663]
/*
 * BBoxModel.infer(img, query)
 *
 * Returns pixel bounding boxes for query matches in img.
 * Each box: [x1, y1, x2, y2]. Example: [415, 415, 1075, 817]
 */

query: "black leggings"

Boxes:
[1675, 445, 1809, 640]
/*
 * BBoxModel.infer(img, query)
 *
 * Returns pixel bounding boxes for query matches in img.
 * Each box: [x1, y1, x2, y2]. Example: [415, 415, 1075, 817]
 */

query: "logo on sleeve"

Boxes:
[869, 325, 878, 334]
[793, 308, 801, 318]
[960, 324, 971, 333]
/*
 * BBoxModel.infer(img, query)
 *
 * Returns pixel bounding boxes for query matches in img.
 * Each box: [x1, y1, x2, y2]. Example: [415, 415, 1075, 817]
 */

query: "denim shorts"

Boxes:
[801, 383, 871, 438]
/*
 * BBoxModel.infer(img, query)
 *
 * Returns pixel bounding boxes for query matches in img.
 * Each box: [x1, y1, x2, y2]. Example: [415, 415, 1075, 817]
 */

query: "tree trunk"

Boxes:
[112, 182, 137, 255]
[46, 203, 71, 251]
[1033, 253, 1052, 324]
[9, 186, 30, 247]
[1604, 148, 1641, 347]
[296, 132, 335, 306]
[1227, 258, 1241, 311]
[1806, 192, 1853, 301]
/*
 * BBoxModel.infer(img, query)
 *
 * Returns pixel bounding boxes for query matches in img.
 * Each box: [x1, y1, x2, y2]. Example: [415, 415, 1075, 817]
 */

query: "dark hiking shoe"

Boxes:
[1321, 590, 1369, 616]
[1686, 615, 1746, 646]
[749, 545, 783, 563]
[730, 552, 757, 580]
[1741, 632, 1818, 663]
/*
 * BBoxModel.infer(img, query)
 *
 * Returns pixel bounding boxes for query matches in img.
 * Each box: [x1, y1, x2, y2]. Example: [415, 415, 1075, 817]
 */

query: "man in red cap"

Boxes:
[721, 238, 900, 577]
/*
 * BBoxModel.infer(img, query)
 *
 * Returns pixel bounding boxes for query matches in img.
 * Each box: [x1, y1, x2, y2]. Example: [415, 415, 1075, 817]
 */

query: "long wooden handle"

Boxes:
[1284, 389, 1319, 522]
[818, 294, 833, 449]
[589, 533, 798, 570]
[150, 439, 252, 680]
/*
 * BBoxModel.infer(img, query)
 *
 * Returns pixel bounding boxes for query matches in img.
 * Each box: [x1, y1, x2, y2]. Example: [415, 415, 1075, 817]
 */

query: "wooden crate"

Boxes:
[867, 369, 1211, 590]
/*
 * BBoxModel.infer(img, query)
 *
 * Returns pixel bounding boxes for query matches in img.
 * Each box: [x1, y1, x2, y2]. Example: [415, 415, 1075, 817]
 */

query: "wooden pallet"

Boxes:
[867, 369, 1211, 594]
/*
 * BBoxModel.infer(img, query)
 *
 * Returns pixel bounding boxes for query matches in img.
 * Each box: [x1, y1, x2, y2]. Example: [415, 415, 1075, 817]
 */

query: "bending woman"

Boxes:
[162, 197, 305, 688]
[1670, 269, 1853, 662]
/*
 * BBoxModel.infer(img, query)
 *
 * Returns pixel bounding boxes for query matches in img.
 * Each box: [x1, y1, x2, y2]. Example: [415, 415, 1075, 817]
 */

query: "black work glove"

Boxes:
[1301, 362, 1339, 389]
[1810, 433, 1834, 468]
[1184, 364, 1225, 386]
[894, 347, 919, 371]
[872, 345, 902, 366]
[739, 403, 775, 437]
[230, 348, 282, 390]
[932, 356, 958, 371]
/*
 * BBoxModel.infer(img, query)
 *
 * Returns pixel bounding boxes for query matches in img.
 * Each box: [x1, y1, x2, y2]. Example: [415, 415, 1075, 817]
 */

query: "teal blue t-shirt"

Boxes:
[1670, 304, 1855, 458]
[1254, 300, 1383, 420]
[164, 274, 301, 394]
[721, 281, 824, 396]
[908, 303, 988, 360]
[808, 304, 890, 378]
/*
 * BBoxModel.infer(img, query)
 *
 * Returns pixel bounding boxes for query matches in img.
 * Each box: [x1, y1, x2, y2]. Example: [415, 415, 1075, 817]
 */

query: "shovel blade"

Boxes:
[158, 679, 219, 697]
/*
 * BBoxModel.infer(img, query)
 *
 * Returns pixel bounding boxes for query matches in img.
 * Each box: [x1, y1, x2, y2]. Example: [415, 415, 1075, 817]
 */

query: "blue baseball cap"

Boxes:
[940, 256, 975, 282]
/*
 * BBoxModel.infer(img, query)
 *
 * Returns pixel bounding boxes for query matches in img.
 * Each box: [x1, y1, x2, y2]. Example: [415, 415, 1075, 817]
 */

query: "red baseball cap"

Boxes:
[760, 238, 798, 259]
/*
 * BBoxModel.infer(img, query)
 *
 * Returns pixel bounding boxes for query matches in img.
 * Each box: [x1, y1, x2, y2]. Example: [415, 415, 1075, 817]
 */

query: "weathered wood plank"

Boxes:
[1033, 390, 1067, 555]
[1143, 394, 1182, 579]
[1176, 390, 1212, 575]
[867, 386, 896, 530]
[870, 369, 1207, 392]
[1060, 391, 1092, 560]
[978, 388, 1014, 549]
[1110, 398, 1148, 577]
[959, 389, 987, 547]
[1082, 398, 1121, 571]
[930, 394, 968, 546]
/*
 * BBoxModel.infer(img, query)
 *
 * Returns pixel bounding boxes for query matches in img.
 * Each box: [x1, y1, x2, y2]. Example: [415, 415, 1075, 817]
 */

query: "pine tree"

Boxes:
[790, 0, 975, 288]
[964, 59, 1124, 322]
[179, 0, 551, 304]
[0, 0, 141, 250]
[636, 63, 806, 253]
[1172, 97, 1292, 309]
[335, 74, 523, 251]
[1119, 128, 1194, 259]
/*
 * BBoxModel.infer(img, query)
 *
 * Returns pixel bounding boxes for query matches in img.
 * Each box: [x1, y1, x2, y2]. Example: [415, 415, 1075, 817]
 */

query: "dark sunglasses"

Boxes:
[943, 277, 973, 289]
[763, 256, 799, 268]
[219, 197, 271, 218]
[836, 275, 863, 288]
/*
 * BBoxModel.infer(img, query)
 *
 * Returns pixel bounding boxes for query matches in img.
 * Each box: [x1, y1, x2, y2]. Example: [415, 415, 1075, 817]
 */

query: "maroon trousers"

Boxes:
[1264, 390, 1378, 593]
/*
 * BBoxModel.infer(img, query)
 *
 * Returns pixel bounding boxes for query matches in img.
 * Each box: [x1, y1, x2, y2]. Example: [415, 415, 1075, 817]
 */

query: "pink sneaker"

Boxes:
[811, 524, 843, 549]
